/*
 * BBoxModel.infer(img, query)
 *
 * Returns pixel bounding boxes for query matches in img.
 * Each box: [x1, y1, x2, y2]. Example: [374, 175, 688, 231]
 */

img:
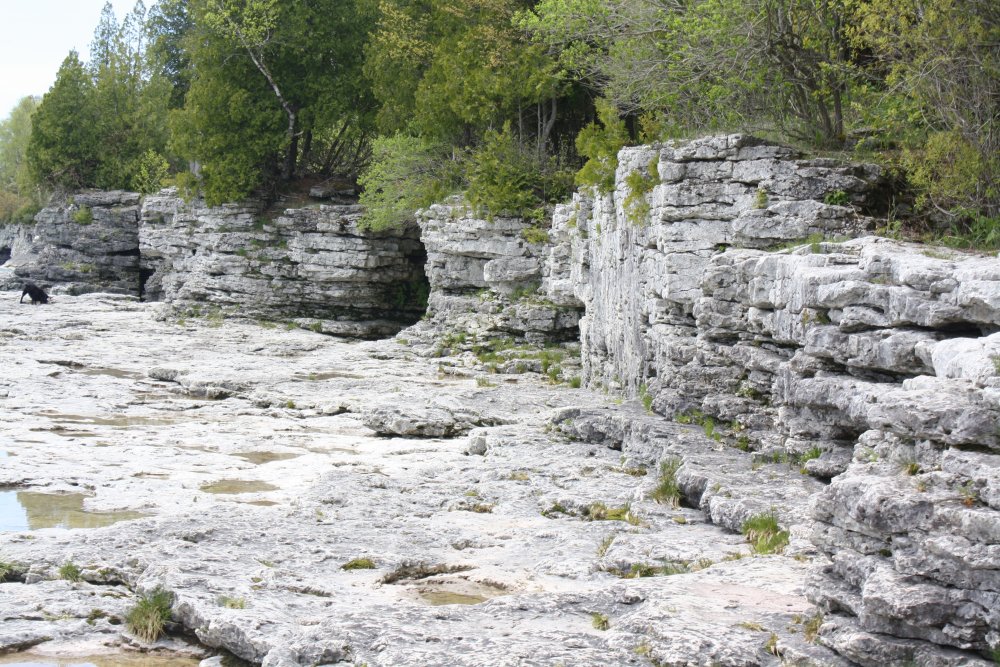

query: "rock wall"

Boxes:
[6, 190, 142, 295]
[139, 191, 429, 338]
[544, 134, 999, 665]
[411, 198, 581, 344]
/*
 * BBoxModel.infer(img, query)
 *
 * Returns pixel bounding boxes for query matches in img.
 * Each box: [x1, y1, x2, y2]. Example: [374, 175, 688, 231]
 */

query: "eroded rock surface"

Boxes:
[0, 293, 841, 667]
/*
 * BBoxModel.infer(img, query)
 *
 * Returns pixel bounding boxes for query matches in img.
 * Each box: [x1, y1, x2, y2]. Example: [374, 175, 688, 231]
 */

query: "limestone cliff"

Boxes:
[417, 134, 999, 665]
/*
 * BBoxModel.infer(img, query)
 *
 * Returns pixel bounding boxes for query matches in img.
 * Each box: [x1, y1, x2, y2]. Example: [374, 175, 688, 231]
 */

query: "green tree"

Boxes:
[26, 51, 101, 189]
[521, 0, 858, 146]
[848, 0, 999, 217]
[0, 96, 46, 222]
[171, 0, 374, 204]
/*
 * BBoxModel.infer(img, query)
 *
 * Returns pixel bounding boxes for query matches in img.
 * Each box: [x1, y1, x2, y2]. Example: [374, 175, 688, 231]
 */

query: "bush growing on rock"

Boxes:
[125, 587, 173, 642]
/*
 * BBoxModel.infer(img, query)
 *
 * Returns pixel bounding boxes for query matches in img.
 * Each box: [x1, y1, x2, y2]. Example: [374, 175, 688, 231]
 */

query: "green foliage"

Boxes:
[466, 124, 573, 217]
[342, 557, 377, 570]
[638, 382, 653, 413]
[358, 134, 462, 231]
[27, 52, 101, 189]
[591, 612, 610, 630]
[59, 562, 83, 582]
[823, 190, 850, 206]
[125, 588, 173, 642]
[575, 98, 628, 193]
[217, 595, 246, 609]
[72, 207, 94, 225]
[753, 187, 768, 209]
[623, 157, 659, 224]
[131, 149, 171, 194]
[651, 458, 682, 507]
[742, 511, 790, 555]
[522, 226, 551, 245]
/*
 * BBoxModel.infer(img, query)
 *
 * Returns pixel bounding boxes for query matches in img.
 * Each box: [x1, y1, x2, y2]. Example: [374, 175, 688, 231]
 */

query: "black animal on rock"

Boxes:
[20, 283, 49, 305]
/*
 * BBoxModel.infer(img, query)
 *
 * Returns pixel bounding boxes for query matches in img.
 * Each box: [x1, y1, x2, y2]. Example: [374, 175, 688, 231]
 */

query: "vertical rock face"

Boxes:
[139, 190, 429, 338]
[414, 199, 582, 343]
[556, 134, 1000, 665]
[9, 190, 142, 295]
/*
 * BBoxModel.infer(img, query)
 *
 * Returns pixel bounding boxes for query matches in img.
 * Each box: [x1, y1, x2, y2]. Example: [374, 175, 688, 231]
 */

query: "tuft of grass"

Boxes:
[591, 612, 610, 631]
[504, 470, 530, 481]
[568, 376, 582, 388]
[72, 207, 93, 224]
[650, 458, 682, 507]
[125, 588, 173, 642]
[803, 611, 823, 643]
[607, 561, 688, 578]
[59, 562, 83, 582]
[596, 533, 617, 558]
[742, 511, 790, 555]
[0, 557, 22, 582]
[753, 187, 768, 209]
[823, 190, 850, 206]
[342, 558, 376, 570]
[218, 595, 246, 609]
[958, 481, 979, 507]
[586, 502, 641, 525]
[522, 226, 550, 245]
[638, 383, 653, 413]
[765, 632, 780, 656]
[739, 620, 765, 632]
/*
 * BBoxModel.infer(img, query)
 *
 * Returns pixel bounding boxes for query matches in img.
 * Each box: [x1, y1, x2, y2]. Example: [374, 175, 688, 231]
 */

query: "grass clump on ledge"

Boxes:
[125, 587, 173, 642]
[58, 562, 83, 582]
[650, 457, 682, 507]
[742, 511, 790, 555]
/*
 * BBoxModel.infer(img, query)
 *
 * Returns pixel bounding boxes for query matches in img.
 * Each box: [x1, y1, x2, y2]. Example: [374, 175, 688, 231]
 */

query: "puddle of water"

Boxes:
[36, 412, 181, 428]
[230, 452, 300, 465]
[200, 480, 279, 494]
[78, 367, 146, 380]
[293, 370, 365, 381]
[419, 591, 489, 606]
[0, 492, 148, 531]
[0, 653, 201, 667]
[241, 500, 279, 506]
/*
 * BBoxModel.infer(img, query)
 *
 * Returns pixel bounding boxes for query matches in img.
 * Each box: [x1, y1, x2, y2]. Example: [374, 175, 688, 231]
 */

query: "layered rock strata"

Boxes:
[7, 190, 142, 295]
[540, 134, 999, 665]
[138, 190, 429, 338]
[412, 200, 582, 344]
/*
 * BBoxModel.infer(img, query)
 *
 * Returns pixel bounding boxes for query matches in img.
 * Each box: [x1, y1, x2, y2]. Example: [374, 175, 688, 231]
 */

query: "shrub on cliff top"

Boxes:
[358, 134, 463, 232]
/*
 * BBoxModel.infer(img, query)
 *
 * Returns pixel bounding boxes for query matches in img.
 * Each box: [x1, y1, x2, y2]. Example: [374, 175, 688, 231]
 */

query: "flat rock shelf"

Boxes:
[0, 293, 843, 667]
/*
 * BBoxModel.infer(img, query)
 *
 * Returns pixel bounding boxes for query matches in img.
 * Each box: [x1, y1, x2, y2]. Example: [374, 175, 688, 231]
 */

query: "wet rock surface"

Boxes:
[0, 294, 840, 666]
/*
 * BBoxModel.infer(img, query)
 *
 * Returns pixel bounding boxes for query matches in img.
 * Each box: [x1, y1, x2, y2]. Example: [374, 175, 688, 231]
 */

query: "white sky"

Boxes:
[0, 0, 151, 118]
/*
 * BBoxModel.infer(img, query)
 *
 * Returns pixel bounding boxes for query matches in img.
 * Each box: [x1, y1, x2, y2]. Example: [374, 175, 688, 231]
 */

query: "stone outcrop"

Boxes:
[140, 191, 428, 338]
[411, 200, 582, 344]
[6, 190, 142, 295]
[537, 134, 999, 665]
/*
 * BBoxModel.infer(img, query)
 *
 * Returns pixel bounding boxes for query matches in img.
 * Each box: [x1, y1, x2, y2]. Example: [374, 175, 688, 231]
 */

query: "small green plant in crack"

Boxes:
[72, 207, 94, 224]
[596, 533, 617, 558]
[521, 226, 550, 245]
[218, 595, 246, 609]
[958, 480, 979, 507]
[0, 556, 22, 582]
[86, 609, 108, 625]
[59, 562, 83, 582]
[541, 501, 570, 518]
[586, 502, 641, 525]
[638, 382, 653, 413]
[823, 190, 850, 206]
[650, 458, 682, 507]
[765, 632, 781, 656]
[752, 187, 768, 209]
[902, 460, 921, 476]
[797, 446, 823, 473]
[742, 511, 790, 555]
[802, 611, 823, 643]
[342, 558, 376, 570]
[125, 588, 173, 642]
[591, 612, 610, 631]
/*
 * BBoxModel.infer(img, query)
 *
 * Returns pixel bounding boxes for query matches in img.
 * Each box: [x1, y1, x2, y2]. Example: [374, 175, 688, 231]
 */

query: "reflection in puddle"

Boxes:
[78, 367, 146, 380]
[0, 652, 201, 667]
[200, 480, 279, 494]
[293, 370, 365, 381]
[419, 591, 489, 606]
[230, 452, 300, 465]
[0, 491, 148, 531]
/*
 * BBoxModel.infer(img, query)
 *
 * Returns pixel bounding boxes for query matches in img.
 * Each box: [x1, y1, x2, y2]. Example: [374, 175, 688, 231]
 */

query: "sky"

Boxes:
[0, 0, 151, 118]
